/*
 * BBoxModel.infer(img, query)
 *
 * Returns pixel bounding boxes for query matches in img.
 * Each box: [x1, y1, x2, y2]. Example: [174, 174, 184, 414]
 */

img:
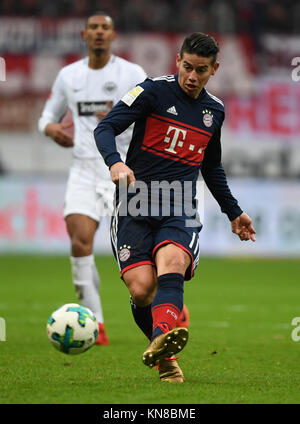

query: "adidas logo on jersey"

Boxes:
[166, 106, 178, 115]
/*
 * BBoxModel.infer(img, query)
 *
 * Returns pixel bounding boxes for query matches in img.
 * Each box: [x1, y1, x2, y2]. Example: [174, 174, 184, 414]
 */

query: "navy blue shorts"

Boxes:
[110, 212, 202, 281]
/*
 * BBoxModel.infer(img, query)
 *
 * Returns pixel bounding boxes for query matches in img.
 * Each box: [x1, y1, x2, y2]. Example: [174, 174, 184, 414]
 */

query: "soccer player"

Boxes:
[94, 32, 256, 381]
[38, 12, 147, 345]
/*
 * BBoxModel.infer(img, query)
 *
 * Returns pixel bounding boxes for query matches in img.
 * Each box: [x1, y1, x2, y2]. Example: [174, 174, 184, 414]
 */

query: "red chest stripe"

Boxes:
[151, 113, 212, 137]
[141, 114, 212, 166]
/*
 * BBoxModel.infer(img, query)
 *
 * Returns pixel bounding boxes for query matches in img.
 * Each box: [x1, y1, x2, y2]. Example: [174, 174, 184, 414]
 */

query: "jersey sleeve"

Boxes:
[201, 128, 243, 221]
[94, 79, 157, 168]
[38, 70, 68, 134]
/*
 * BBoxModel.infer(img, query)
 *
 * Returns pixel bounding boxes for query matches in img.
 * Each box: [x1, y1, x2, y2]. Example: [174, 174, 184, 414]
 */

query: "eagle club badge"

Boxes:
[202, 109, 213, 127]
[103, 81, 117, 93]
[119, 245, 131, 262]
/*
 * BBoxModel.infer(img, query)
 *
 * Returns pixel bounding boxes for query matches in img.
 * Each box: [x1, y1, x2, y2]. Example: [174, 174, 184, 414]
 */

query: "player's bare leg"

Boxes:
[155, 243, 191, 277]
[65, 213, 108, 345]
[124, 264, 157, 307]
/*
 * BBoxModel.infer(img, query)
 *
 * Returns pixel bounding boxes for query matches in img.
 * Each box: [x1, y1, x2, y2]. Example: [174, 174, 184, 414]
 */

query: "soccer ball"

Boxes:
[47, 303, 98, 354]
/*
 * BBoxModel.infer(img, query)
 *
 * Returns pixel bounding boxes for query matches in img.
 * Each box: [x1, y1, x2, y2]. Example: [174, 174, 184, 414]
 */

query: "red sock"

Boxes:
[152, 303, 181, 337]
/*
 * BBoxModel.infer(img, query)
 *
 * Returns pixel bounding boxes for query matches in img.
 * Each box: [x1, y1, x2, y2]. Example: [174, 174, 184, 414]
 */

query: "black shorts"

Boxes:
[110, 211, 202, 281]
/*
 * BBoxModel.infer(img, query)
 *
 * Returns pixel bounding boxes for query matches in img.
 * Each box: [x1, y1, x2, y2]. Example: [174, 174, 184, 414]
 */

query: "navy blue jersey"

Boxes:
[94, 75, 243, 221]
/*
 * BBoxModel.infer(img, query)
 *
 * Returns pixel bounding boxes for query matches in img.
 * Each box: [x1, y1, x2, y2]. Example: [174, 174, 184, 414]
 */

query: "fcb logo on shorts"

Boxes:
[202, 110, 213, 127]
[119, 246, 131, 262]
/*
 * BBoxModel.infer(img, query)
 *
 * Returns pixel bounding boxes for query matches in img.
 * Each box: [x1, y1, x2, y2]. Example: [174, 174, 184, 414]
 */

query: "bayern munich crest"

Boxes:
[202, 109, 213, 127]
[119, 246, 131, 262]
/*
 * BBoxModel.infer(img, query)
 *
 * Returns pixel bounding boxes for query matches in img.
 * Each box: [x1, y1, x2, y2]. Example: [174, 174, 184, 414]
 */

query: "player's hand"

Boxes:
[110, 162, 136, 187]
[95, 101, 113, 122]
[45, 122, 74, 148]
[231, 212, 256, 242]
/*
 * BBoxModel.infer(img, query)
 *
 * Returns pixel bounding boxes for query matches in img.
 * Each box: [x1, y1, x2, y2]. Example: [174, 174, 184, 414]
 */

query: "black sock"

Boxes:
[130, 296, 153, 341]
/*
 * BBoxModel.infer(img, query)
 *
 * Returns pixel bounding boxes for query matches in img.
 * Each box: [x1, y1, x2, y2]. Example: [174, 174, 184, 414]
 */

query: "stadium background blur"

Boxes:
[0, 0, 299, 258]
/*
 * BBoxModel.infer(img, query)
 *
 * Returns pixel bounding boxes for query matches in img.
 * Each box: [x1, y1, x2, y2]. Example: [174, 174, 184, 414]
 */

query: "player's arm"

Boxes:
[94, 99, 143, 186]
[201, 129, 256, 242]
[38, 71, 74, 148]
[94, 82, 155, 185]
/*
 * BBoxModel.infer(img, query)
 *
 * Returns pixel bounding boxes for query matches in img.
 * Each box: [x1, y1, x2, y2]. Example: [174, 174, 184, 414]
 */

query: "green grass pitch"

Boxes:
[0, 255, 300, 404]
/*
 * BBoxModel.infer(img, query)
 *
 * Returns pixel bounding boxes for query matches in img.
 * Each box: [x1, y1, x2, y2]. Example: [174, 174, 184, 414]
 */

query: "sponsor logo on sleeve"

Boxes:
[121, 86, 144, 107]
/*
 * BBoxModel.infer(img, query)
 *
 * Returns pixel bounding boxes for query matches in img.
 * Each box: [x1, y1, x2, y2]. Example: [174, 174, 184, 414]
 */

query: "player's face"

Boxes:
[82, 15, 116, 53]
[176, 53, 219, 99]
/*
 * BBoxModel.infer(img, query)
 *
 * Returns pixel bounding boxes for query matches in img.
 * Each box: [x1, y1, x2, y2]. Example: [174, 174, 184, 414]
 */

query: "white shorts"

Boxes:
[64, 158, 115, 222]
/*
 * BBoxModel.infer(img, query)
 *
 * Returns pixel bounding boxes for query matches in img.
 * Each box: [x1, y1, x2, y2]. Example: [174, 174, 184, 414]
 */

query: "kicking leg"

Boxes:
[142, 244, 191, 382]
[151, 243, 190, 339]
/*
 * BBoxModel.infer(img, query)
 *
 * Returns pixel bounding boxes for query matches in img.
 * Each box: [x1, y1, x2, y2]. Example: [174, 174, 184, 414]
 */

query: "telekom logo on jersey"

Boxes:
[141, 114, 212, 166]
[163, 124, 207, 161]
[163, 126, 187, 154]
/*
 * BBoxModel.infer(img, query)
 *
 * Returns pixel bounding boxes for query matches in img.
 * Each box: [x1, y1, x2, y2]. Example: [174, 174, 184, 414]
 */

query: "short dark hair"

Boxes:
[85, 11, 114, 28]
[180, 32, 219, 64]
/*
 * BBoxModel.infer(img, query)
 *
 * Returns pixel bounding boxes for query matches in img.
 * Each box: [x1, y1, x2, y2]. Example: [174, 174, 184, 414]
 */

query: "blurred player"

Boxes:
[94, 32, 256, 381]
[38, 12, 147, 345]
